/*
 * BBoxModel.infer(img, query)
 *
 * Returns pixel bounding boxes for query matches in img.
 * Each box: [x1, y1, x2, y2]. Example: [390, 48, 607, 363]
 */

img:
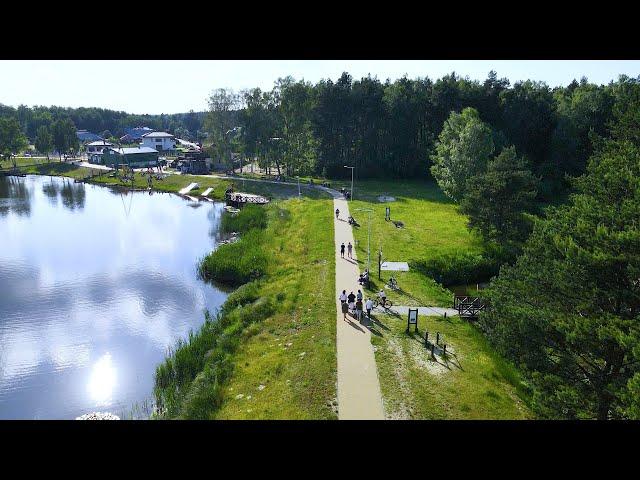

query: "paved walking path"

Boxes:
[331, 191, 385, 420]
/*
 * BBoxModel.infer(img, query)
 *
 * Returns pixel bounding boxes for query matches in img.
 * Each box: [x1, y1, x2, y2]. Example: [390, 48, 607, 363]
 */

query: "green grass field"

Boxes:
[338, 179, 485, 307]
[370, 312, 532, 419]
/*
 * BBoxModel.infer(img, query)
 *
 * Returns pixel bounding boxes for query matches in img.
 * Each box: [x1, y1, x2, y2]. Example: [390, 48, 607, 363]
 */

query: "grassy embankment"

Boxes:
[154, 182, 337, 419]
[328, 179, 532, 419]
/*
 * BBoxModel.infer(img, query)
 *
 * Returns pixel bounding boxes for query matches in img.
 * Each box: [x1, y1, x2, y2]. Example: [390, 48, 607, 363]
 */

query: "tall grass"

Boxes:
[220, 204, 267, 234]
[199, 205, 269, 287]
[199, 230, 268, 286]
[154, 295, 277, 418]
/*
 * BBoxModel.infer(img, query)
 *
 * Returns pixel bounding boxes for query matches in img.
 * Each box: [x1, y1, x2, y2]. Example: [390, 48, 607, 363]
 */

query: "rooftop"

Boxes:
[142, 131, 174, 138]
[107, 147, 159, 155]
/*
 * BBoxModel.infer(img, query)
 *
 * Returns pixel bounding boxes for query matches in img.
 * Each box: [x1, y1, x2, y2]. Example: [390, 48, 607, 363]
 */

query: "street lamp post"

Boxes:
[354, 207, 373, 289]
[343, 165, 354, 201]
[297, 176, 301, 196]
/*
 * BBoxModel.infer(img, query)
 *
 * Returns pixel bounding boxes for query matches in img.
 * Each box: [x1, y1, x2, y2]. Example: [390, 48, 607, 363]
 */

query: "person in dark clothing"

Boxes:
[340, 242, 345, 258]
[347, 291, 356, 314]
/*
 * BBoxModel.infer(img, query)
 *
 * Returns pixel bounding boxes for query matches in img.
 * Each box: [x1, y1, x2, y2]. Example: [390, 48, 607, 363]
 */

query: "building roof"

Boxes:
[107, 147, 159, 155]
[142, 131, 174, 138]
[77, 130, 103, 142]
[123, 127, 155, 140]
[87, 140, 113, 146]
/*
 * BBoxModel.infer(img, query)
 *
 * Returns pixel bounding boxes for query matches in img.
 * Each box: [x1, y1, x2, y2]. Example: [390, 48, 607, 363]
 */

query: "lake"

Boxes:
[0, 175, 228, 419]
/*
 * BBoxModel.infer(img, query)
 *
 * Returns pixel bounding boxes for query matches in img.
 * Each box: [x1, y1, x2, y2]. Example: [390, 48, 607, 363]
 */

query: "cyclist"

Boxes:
[378, 289, 387, 308]
[389, 276, 398, 289]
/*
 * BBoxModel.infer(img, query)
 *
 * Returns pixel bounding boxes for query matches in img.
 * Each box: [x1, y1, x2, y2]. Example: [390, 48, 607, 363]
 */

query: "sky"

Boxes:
[0, 60, 638, 115]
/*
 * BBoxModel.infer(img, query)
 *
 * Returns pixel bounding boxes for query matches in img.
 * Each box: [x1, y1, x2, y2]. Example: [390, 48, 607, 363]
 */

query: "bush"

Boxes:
[412, 253, 501, 287]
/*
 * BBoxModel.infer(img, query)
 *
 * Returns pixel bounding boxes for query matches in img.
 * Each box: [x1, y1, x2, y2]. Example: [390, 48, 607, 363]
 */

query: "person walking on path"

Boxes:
[347, 291, 356, 315]
[340, 290, 347, 305]
[341, 297, 349, 320]
[355, 298, 364, 324]
[335, 208, 340, 219]
[357, 289, 363, 302]
[340, 242, 345, 258]
[347, 242, 353, 259]
[365, 298, 374, 320]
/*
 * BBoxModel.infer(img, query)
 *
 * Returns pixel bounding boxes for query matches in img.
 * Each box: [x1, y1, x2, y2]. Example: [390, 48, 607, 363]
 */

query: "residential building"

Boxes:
[141, 131, 176, 152]
[86, 140, 113, 159]
[95, 146, 159, 168]
[77, 130, 103, 143]
[120, 126, 155, 143]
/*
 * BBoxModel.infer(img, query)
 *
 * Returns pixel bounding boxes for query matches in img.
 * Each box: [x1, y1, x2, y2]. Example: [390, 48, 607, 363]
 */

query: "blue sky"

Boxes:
[1, 60, 638, 115]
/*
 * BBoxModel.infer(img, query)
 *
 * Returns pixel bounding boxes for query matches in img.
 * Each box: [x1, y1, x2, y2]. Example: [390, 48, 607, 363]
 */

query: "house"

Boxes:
[77, 130, 103, 143]
[141, 131, 176, 152]
[98, 146, 159, 168]
[86, 140, 113, 159]
[120, 126, 155, 143]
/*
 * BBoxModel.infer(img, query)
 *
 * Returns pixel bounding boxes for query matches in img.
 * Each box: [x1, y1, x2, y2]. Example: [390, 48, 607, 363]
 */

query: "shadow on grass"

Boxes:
[406, 330, 464, 371]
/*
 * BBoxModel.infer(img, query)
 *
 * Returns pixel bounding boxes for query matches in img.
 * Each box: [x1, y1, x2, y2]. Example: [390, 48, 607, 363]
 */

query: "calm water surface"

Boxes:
[0, 175, 228, 419]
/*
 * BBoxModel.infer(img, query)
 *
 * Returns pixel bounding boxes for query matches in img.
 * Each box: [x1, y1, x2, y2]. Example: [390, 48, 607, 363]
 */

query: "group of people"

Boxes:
[339, 241, 353, 259]
[358, 269, 369, 286]
[339, 289, 374, 324]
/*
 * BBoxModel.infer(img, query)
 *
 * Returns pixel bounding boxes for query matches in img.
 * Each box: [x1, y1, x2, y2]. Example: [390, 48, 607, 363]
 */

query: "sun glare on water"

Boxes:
[87, 352, 116, 405]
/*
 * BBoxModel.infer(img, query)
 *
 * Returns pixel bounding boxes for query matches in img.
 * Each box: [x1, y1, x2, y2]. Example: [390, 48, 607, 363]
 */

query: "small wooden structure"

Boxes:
[225, 191, 269, 207]
[453, 296, 486, 319]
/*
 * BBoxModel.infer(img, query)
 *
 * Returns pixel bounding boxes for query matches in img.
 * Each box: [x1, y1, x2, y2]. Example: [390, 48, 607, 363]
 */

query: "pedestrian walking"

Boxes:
[365, 298, 374, 320]
[355, 298, 363, 324]
[341, 298, 349, 320]
[340, 242, 345, 258]
[356, 289, 363, 302]
[347, 291, 356, 315]
[347, 242, 353, 259]
[339, 290, 347, 304]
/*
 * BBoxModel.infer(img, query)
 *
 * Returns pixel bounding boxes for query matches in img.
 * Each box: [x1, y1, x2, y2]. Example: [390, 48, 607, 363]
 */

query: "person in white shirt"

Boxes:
[378, 289, 387, 307]
[365, 298, 374, 319]
[339, 290, 347, 304]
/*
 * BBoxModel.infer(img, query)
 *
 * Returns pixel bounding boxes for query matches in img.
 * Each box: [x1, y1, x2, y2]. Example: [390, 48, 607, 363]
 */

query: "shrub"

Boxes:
[412, 252, 501, 286]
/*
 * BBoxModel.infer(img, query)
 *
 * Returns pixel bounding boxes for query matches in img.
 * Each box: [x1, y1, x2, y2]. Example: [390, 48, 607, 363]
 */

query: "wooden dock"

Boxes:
[179, 182, 199, 195]
[225, 191, 269, 207]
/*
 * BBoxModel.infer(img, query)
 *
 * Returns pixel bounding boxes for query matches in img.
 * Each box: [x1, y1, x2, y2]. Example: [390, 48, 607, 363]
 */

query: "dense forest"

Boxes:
[201, 72, 640, 199]
[0, 104, 209, 142]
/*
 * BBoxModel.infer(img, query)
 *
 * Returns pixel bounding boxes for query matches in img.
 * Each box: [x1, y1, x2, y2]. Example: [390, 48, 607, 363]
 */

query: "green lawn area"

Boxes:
[370, 312, 532, 419]
[338, 179, 485, 307]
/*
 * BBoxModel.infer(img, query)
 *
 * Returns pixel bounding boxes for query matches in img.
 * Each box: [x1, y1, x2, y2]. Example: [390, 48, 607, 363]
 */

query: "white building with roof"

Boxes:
[140, 131, 176, 152]
[85, 140, 113, 160]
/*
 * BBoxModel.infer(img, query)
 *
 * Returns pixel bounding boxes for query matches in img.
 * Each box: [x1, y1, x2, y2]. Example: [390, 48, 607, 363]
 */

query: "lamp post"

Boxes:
[343, 165, 354, 201]
[354, 207, 373, 288]
[297, 176, 301, 196]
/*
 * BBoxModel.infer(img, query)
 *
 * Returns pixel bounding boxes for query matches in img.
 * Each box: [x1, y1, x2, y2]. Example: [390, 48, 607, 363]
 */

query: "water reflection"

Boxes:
[88, 353, 116, 405]
[0, 176, 32, 217]
[0, 175, 227, 419]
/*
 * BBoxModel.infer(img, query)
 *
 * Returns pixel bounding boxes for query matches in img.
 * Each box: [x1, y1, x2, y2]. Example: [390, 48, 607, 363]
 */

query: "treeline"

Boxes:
[209, 72, 640, 198]
[0, 104, 208, 142]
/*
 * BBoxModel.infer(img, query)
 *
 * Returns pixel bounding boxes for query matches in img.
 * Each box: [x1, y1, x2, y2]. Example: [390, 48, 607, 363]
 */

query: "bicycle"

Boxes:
[373, 298, 393, 309]
[387, 277, 399, 290]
